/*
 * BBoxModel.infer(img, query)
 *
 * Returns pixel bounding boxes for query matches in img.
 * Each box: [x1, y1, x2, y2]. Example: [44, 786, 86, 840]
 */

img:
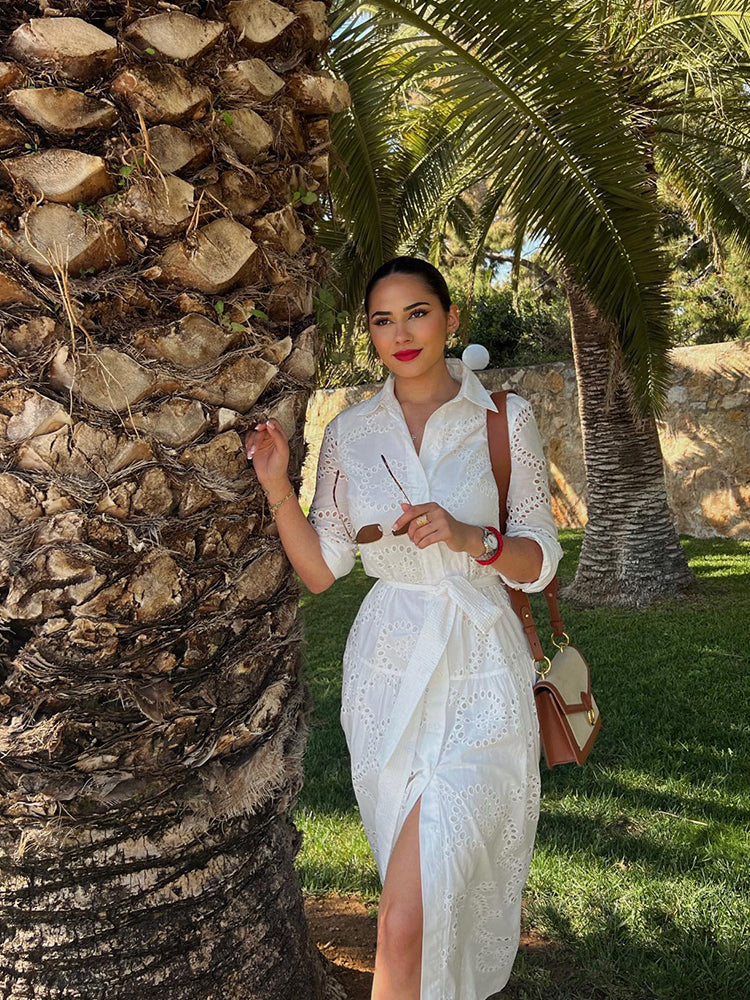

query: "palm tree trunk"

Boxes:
[564, 282, 694, 606]
[0, 2, 348, 995]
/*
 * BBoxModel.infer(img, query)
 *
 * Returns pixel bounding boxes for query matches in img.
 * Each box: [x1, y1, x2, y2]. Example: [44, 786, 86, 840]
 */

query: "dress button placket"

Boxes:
[392, 402, 452, 580]
[421, 416, 453, 579]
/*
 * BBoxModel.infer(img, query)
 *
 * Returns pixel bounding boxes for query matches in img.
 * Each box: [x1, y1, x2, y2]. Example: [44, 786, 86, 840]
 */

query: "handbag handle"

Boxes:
[486, 390, 565, 661]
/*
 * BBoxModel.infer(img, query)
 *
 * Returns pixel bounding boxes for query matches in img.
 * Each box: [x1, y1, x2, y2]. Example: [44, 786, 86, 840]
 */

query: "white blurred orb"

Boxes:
[462, 343, 490, 370]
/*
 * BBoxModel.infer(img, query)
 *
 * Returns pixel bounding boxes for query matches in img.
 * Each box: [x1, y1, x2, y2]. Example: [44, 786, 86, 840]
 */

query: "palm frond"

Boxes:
[334, 0, 676, 410]
[657, 135, 750, 261]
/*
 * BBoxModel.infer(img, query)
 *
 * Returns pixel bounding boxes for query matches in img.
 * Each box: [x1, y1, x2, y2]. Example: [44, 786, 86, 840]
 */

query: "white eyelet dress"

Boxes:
[307, 357, 563, 1000]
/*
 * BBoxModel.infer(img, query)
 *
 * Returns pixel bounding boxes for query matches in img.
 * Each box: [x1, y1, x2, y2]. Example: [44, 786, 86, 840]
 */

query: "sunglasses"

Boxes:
[333, 454, 412, 543]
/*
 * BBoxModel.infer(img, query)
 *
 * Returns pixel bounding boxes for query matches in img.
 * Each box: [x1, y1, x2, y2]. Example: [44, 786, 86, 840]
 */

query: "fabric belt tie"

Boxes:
[373, 573, 506, 867]
[376, 573, 504, 770]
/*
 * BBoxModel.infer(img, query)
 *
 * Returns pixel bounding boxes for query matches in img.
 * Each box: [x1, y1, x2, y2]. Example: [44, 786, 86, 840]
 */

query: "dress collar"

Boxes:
[357, 356, 499, 416]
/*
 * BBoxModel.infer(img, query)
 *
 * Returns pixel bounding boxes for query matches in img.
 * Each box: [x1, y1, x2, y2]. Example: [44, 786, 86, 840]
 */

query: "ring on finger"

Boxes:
[415, 513, 429, 527]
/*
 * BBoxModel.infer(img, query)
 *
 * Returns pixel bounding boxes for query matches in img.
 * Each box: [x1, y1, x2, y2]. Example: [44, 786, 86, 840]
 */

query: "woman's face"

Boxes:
[366, 273, 459, 378]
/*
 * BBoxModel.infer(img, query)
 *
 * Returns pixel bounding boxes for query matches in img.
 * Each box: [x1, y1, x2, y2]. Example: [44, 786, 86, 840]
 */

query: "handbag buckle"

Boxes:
[551, 631, 570, 651]
[534, 655, 552, 680]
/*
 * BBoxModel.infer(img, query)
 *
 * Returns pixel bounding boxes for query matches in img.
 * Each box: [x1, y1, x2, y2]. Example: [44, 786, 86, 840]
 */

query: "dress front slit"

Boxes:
[386, 724, 440, 1000]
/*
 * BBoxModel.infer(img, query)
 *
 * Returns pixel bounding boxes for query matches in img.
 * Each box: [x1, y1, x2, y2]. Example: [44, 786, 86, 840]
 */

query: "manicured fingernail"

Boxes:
[255, 424, 263, 430]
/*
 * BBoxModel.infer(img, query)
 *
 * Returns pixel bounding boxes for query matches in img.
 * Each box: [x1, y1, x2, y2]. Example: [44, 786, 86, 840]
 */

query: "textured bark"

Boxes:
[564, 282, 694, 606]
[0, 1, 349, 997]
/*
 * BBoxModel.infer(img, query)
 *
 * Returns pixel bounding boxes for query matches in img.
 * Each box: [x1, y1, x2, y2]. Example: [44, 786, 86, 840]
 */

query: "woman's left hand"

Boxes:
[392, 502, 477, 554]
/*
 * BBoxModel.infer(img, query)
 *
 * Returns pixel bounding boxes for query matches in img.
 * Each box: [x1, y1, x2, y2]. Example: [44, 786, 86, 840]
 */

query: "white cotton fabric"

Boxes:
[307, 357, 563, 1000]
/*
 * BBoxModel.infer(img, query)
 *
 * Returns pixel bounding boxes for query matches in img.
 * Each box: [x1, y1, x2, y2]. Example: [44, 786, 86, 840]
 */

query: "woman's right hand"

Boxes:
[244, 418, 290, 491]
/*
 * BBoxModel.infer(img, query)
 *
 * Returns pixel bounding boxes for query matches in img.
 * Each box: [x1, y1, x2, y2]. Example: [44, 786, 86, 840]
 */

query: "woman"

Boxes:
[245, 256, 563, 1000]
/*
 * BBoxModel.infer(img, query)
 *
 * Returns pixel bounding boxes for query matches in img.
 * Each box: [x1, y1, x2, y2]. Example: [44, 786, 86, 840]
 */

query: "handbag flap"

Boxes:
[535, 644, 594, 713]
[536, 685, 601, 757]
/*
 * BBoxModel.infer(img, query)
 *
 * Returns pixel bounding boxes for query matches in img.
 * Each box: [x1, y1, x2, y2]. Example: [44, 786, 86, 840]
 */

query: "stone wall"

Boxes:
[301, 340, 750, 539]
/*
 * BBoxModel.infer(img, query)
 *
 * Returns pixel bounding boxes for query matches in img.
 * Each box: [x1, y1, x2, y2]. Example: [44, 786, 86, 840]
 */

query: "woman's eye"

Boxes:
[373, 310, 427, 326]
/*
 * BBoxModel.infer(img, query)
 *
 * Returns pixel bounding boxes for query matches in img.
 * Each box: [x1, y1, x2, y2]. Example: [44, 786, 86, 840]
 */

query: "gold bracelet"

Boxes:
[268, 486, 295, 518]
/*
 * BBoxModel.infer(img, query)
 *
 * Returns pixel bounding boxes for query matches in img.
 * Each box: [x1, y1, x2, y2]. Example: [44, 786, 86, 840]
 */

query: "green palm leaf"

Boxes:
[327, 0, 750, 409]
[333, 0, 675, 410]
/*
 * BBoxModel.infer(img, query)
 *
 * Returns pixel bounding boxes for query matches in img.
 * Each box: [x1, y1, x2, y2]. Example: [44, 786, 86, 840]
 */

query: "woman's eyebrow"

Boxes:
[370, 301, 430, 318]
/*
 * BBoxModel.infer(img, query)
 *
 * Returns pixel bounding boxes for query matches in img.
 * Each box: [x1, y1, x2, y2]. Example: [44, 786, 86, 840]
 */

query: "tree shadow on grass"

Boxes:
[533, 805, 747, 888]
[570, 767, 750, 829]
[497, 897, 750, 1000]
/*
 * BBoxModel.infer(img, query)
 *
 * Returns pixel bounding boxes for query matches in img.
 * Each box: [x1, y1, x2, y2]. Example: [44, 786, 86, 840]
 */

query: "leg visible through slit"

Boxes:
[371, 794, 423, 1000]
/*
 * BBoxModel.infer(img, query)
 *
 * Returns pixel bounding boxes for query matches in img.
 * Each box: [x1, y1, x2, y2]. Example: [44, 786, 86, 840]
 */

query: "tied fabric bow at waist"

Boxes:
[373, 573, 507, 866]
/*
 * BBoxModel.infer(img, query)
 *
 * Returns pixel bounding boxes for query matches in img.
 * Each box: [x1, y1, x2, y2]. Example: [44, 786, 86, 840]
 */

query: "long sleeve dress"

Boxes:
[307, 356, 563, 1000]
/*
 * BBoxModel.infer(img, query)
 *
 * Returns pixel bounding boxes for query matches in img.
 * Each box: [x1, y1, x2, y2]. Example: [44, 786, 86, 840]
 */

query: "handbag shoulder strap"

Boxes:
[486, 390, 565, 656]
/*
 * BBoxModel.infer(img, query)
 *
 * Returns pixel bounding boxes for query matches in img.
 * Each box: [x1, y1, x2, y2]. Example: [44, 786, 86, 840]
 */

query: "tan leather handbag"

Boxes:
[487, 390, 601, 767]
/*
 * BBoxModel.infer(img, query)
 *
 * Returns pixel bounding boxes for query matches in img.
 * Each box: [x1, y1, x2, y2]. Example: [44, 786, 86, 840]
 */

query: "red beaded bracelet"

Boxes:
[474, 525, 503, 565]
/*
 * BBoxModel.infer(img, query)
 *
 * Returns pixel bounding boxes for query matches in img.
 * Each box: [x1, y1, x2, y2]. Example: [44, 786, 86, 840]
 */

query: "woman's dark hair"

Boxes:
[364, 256, 452, 317]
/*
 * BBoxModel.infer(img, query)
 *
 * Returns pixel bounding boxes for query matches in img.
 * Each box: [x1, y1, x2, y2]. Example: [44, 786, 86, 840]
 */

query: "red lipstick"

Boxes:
[393, 349, 422, 361]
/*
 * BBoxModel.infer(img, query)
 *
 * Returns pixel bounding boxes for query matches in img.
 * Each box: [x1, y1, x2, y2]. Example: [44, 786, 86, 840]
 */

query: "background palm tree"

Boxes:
[558, 0, 750, 605]
[0, 1, 347, 995]
[323, 0, 750, 606]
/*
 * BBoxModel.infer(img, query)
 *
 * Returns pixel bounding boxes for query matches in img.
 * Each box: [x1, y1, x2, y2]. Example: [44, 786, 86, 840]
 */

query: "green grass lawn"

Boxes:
[292, 532, 750, 1000]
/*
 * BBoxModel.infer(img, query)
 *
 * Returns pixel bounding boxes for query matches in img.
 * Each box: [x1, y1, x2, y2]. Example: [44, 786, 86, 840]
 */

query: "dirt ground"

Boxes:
[304, 893, 556, 1000]
[305, 893, 378, 1000]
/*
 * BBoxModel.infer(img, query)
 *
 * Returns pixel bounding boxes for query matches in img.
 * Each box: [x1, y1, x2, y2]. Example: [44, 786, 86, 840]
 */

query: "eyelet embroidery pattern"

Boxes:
[361, 542, 427, 584]
[444, 678, 522, 751]
[349, 453, 415, 517]
[308, 418, 357, 551]
[440, 887, 468, 973]
[305, 364, 562, 1000]
[440, 448, 496, 514]
[443, 782, 510, 854]
[507, 399, 553, 522]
